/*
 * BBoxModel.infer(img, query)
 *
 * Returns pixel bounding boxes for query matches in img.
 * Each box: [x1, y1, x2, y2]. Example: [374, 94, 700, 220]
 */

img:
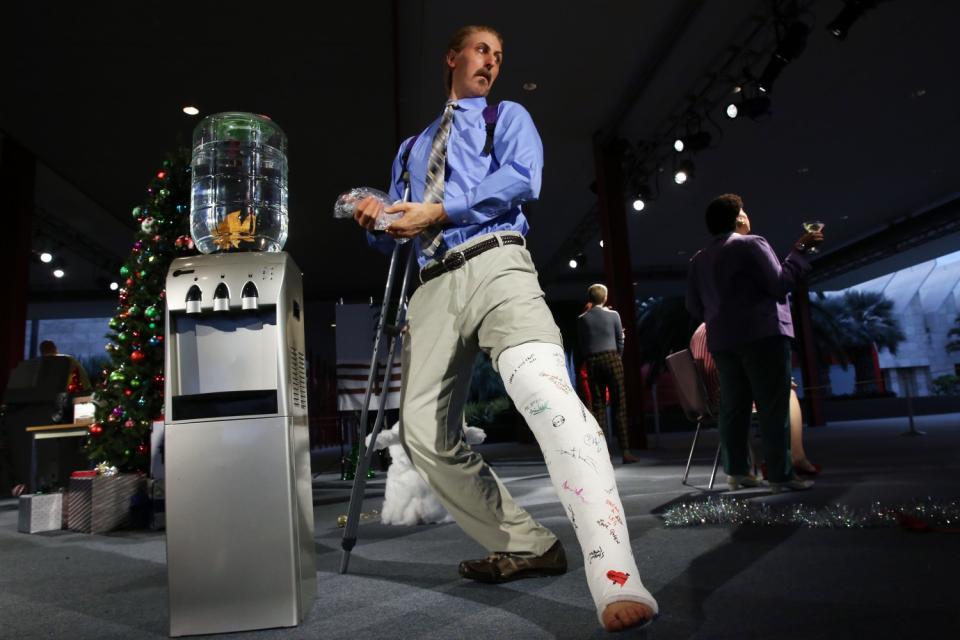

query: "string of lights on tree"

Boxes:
[86, 150, 197, 471]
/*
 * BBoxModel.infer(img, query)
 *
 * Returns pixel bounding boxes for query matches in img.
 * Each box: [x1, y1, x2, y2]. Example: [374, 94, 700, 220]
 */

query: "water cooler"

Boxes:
[164, 252, 314, 636]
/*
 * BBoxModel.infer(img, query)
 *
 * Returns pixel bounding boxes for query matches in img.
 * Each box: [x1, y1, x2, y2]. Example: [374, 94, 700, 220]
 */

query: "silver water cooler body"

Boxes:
[163, 252, 315, 637]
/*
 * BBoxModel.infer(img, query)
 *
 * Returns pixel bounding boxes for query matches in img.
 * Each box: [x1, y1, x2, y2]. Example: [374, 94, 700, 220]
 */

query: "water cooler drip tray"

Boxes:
[172, 389, 278, 421]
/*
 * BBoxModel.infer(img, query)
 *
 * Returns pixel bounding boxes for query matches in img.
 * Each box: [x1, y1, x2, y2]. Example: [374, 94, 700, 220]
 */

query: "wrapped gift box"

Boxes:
[18, 493, 63, 533]
[67, 473, 146, 533]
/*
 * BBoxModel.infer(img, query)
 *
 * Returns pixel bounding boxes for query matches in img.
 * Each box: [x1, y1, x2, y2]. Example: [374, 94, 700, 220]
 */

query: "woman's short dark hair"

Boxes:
[705, 193, 744, 235]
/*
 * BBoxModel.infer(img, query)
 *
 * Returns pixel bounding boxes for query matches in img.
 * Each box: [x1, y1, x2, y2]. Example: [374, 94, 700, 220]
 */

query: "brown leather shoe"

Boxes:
[458, 540, 567, 583]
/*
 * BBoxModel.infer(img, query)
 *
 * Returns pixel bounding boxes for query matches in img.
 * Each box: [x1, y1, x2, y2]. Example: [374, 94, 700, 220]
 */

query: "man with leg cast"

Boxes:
[354, 25, 656, 631]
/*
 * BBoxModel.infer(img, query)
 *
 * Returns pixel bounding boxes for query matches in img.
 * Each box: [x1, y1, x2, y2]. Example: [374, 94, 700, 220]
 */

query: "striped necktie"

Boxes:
[420, 100, 457, 258]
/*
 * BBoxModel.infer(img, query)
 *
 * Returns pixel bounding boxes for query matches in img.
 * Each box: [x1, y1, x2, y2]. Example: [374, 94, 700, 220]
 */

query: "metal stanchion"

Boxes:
[651, 381, 661, 449]
[901, 376, 926, 436]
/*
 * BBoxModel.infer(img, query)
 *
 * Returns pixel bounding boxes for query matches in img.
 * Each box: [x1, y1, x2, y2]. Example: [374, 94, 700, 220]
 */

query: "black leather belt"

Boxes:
[420, 234, 525, 284]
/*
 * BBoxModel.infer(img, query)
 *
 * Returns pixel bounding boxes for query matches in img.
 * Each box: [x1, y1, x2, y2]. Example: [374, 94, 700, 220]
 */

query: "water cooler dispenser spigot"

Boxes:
[186, 285, 202, 314]
[242, 281, 259, 310]
[213, 282, 230, 312]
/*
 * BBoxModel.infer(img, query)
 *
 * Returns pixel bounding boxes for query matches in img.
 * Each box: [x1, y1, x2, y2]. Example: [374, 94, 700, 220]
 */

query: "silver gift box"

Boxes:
[18, 493, 63, 533]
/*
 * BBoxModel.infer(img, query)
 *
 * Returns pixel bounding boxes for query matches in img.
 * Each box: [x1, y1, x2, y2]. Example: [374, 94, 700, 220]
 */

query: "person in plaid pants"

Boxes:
[577, 285, 637, 464]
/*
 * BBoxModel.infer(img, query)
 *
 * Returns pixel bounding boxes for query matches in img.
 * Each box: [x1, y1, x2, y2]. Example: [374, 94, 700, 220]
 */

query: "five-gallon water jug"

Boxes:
[190, 112, 288, 253]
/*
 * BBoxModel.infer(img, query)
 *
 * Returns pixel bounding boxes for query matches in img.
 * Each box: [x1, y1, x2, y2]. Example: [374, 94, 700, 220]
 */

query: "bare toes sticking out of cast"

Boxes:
[601, 601, 655, 632]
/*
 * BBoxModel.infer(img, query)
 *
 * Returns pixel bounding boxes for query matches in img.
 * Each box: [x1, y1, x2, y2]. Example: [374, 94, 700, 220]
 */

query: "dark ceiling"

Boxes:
[4, 0, 959, 304]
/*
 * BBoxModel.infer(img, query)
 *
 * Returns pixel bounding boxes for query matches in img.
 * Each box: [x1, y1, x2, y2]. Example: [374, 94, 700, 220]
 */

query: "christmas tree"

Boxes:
[87, 150, 197, 472]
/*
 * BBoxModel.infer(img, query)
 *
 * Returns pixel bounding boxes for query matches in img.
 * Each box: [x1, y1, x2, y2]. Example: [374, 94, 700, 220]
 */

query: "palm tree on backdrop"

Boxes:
[804, 293, 852, 393]
[819, 290, 905, 394]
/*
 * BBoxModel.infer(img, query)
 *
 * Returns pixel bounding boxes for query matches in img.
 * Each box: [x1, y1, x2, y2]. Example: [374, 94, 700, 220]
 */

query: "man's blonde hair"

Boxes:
[587, 284, 608, 306]
[443, 25, 504, 94]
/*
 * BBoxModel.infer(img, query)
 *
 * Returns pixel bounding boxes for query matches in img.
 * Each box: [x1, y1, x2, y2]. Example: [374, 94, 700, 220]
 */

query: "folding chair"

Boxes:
[665, 349, 721, 489]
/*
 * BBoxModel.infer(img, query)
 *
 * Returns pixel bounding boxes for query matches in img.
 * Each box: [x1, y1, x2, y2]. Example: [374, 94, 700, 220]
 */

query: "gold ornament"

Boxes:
[213, 209, 257, 250]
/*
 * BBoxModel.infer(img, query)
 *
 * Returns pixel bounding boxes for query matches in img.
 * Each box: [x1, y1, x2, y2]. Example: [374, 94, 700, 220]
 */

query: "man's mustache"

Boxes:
[474, 70, 492, 81]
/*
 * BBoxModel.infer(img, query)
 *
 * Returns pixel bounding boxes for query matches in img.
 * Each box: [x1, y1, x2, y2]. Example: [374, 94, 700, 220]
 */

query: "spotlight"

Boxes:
[674, 160, 695, 185]
[599, 239, 604, 248]
[827, 0, 877, 40]
[53, 268, 65, 279]
[568, 253, 585, 269]
[182, 105, 200, 115]
[109, 281, 119, 291]
[632, 184, 653, 211]
[40, 251, 53, 263]
[757, 22, 810, 93]
[673, 131, 712, 153]
[725, 95, 771, 120]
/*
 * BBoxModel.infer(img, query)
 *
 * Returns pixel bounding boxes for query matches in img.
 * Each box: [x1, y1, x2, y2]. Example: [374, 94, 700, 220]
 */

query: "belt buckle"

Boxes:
[442, 250, 466, 272]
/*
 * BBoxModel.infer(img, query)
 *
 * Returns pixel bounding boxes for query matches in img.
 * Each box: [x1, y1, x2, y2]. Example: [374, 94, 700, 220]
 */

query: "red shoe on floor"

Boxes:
[793, 460, 822, 476]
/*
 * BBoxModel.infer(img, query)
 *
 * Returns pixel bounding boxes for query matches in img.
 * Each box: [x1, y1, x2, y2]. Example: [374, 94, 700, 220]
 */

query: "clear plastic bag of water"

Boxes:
[334, 187, 407, 241]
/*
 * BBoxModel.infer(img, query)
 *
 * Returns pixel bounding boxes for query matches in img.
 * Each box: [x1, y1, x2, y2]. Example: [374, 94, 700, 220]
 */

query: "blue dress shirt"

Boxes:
[367, 96, 543, 266]
[685, 232, 810, 352]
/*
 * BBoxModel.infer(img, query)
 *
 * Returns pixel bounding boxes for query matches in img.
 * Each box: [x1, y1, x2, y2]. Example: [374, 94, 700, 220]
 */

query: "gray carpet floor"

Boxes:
[2, 413, 960, 639]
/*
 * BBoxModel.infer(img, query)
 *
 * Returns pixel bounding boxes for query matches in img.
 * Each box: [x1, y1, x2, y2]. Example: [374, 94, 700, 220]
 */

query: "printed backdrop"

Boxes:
[335, 304, 401, 411]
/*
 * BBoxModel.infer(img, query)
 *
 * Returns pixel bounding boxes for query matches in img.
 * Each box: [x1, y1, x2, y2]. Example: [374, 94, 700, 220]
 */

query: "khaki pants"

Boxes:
[400, 232, 562, 555]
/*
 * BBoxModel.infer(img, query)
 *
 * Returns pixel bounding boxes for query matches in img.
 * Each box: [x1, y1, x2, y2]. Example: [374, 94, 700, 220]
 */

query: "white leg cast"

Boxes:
[497, 342, 658, 624]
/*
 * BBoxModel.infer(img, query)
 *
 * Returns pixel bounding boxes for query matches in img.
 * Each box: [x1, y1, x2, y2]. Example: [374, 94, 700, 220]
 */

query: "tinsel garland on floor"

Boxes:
[662, 497, 960, 531]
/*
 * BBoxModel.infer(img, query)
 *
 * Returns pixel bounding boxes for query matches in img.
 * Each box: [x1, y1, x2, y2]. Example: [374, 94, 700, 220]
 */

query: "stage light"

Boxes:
[757, 22, 810, 93]
[40, 252, 53, 263]
[109, 281, 119, 291]
[599, 239, 604, 248]
[569, 253, 586, 269]
[673, 138, 684, 153]
[182, 106, 200, 115]
[827, 0, 877, 40]
[632, 198, 646, 212]
[674, 160, 695, 185]
[568, 258, 578, 269]
[726, 96, 771, 120]
[53, 268, 65, 279]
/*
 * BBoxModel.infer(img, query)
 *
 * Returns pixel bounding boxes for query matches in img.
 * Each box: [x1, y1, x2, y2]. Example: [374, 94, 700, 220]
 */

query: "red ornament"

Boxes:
[153, 374, 165, 385]
[130, 350, 146, 362]
[67, 383, 78, 393]
[125, 278, 134, 287]
[137, 443, 148, 455]
[157, 171, 167, 179]
[124, 419, 135, 428]
[175, 235, 195, 251]
[89, 424, 104, 436]
[124, 389, 133, 397]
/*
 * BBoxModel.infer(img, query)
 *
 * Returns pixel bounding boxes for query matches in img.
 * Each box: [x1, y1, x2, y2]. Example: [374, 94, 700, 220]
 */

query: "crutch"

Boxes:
[339, 181, 416, 574]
